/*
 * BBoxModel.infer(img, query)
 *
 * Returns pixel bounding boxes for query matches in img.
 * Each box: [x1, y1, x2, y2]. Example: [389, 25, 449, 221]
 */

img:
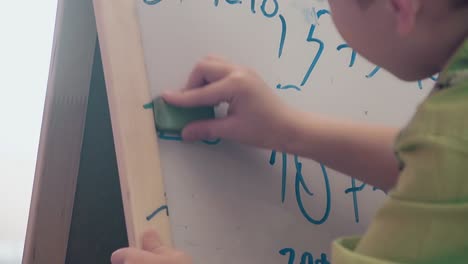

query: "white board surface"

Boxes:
[136, 1, 434, 263]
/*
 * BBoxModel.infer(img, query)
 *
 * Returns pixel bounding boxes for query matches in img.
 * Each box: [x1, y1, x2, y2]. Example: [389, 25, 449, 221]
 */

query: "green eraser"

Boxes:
[152, 97, 215, 133]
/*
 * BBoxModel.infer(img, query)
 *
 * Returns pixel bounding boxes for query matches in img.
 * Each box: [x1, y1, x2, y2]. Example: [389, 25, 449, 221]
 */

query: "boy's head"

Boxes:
[328, 0, 468, 81]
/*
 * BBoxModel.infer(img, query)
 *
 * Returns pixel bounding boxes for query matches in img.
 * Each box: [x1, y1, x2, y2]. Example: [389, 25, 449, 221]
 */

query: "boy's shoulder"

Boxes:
[435, 38, 468, 91]
[447, 38, 468, 72]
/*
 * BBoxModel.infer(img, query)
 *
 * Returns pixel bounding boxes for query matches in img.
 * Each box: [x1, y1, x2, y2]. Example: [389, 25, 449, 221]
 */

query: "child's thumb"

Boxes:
[142, 229, 163, 253]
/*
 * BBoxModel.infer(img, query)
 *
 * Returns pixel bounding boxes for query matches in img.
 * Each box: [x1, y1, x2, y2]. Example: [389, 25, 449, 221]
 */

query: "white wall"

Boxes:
[0, 1, 57, 263]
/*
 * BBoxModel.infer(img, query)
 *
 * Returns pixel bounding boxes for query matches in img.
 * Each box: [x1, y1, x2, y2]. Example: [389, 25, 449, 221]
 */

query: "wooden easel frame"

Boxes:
[23, 0, 171, 263]
[93, 0, 172, 247]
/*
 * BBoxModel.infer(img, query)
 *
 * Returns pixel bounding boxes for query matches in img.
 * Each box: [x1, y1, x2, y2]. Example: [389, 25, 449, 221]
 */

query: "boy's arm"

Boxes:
[283, 111, 400, 191]
[163, 56, 400, 192]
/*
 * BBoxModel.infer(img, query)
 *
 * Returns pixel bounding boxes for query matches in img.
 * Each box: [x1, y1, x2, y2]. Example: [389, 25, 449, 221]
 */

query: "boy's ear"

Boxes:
[388, 0, 422, 35]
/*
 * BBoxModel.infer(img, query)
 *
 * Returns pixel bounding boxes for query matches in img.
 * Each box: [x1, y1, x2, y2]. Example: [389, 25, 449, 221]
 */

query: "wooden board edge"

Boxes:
[22, 1, 63, 261]
[93, 0, 173, 248]
[22, 0, 97, 263]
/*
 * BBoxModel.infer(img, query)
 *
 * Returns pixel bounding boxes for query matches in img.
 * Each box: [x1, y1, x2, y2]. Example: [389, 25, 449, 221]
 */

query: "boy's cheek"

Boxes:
[327, 1, 357, 42]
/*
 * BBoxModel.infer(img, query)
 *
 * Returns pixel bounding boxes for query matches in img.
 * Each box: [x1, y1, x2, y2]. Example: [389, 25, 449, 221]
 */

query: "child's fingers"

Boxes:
[184, 56, 234, 89]
[142, 229, 163, 253]
[162, 78, 233, 107]
[182, 117, 234, 142]
[111, 248, 157, 264]
[111, 248, 135, 264]
[110, 248, 126, 263]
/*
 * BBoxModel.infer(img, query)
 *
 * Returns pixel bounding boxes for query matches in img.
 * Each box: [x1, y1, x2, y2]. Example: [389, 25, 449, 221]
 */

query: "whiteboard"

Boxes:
[136, 0, 433, 263]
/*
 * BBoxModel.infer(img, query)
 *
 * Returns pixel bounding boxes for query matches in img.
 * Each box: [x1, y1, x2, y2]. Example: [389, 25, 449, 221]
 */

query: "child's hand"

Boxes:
[111, 230, 192, 264]
[162, 55, 296, 150]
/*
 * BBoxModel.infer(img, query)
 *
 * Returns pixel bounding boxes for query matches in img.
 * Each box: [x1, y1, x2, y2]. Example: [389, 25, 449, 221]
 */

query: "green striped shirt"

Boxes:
[333, 39, 468, 263]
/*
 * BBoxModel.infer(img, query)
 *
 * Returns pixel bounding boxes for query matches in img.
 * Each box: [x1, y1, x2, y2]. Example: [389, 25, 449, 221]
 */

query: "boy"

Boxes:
[112, 0, 468, 263]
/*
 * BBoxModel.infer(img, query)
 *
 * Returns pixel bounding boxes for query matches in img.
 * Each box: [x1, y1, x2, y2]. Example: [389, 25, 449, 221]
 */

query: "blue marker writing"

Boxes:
[279, 248, 330, 264]
[301, 252, 314, 264]
[270, 152, 330, 224]
[337, 43, 357, 68]
[143, 0, 162, 5]
[418, 74, 438, 89]
[345, 178, 366, 223]
[270, 150, 288, 202]
[226, 0, 242, 4]
[279, 247, 296, 264]
[315, 253, 331, 264]
[278, 14, 287, 58]
[147, 205, 169, 221]
[250, 0, 256, 13]
[301, 10, 330, 87]
[294, 156, 314, 197]
[276, 84, 302, 91]
[261, 0, 279, 18]
[202, 138, 222, 145]
[158, 131, 184, 141]
[294, 156, 330, 225]
[366, 66, 381, 78]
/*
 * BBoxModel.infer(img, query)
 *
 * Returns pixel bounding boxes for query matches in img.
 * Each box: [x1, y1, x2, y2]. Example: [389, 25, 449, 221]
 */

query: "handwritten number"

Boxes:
[279, 248, 296, 264]
[280, 249, 330, 264]
[301, 25, 324, 87]
[278, 14, 287, 58]
[261, 0, 279, 18]
[301, 10, 330, 87]
[295, 157, 331, 225]
[270, 152, 330, 225]
[337, 43, 357, 68]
